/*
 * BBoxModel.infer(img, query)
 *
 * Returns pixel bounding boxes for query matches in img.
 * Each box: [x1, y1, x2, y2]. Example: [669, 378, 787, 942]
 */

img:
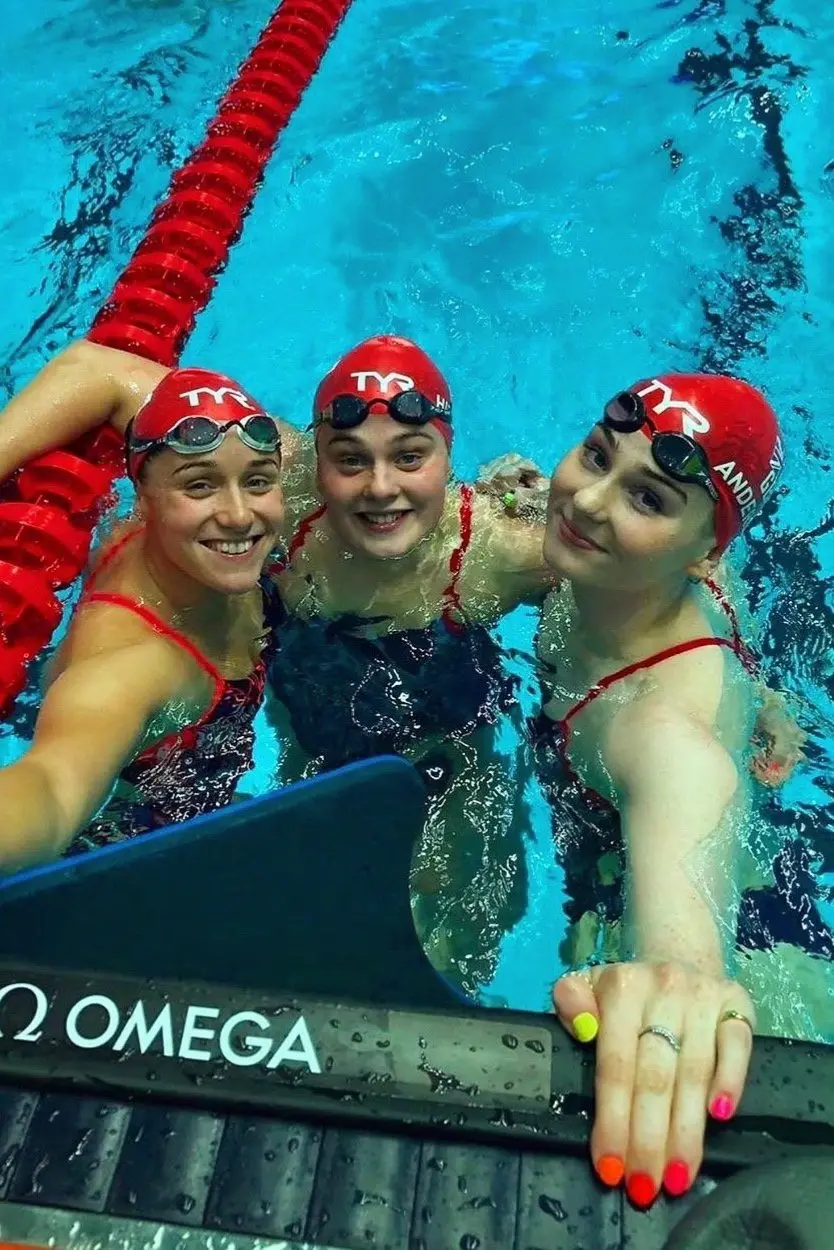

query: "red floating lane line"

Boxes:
[0, 0, 356, 710]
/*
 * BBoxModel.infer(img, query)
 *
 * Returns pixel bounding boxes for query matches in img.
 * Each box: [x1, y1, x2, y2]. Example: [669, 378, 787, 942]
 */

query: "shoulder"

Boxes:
[602, 697, 738, 797]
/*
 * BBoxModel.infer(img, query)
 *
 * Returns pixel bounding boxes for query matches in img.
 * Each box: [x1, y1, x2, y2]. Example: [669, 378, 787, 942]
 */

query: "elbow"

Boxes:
[0, 760, 72, 875]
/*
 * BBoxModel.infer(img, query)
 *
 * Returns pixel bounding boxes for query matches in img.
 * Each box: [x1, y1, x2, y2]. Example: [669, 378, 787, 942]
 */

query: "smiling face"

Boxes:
[138, 432, 284, 595]
[315, 411, 450, 559]
[543, 421, 717, 592]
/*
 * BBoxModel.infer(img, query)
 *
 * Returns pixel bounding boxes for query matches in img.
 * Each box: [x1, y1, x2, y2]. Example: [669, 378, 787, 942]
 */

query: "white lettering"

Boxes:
[0, 981, 321, 1077]
[267, 1016, 321, 1073]
[760, 435, 784, 499]
[636, 378, 711, 439]
[714, 461, 757, 516]
[66, 995, 120, 1049]
[0, 982, 49, 1043]
[113, 1002, 175, 1056]
[180, 386, 256, 410]
[349, 370, 414, 395]
[179, 1006, 220, 1061]
[218, 1011, 274, 1067]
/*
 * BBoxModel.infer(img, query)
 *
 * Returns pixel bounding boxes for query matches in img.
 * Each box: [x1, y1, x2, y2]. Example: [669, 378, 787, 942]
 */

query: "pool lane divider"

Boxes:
[0, 0, 356, 712]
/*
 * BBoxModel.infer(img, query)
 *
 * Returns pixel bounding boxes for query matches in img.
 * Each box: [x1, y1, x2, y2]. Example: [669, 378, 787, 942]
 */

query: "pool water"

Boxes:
[1, 0, 832, 1016]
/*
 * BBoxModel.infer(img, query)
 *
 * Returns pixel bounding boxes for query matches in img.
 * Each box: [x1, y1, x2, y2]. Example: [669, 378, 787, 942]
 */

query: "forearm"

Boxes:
[620, 757, 742, 978]
[626, 856, 730, 976]
[0, 758, 70, 873]
[0, 340, 162, 482]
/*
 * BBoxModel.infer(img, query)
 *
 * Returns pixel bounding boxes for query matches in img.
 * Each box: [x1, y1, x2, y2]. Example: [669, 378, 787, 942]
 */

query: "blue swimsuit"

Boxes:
[267, 486, 518, 778]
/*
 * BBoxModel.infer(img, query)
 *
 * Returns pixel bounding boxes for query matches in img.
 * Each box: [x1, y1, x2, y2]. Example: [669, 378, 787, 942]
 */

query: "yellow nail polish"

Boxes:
[573, 1012, 599, 1043]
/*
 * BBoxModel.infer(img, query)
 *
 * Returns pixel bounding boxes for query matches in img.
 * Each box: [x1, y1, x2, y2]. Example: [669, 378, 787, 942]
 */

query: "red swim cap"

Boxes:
[628, 373, 784, 551]
[128, 367, 269, 478]
[313, 335, 453, 445]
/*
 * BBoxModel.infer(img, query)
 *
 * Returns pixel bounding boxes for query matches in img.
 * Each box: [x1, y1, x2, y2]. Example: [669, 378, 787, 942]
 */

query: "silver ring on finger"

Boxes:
[638, 1024, 682, 1054]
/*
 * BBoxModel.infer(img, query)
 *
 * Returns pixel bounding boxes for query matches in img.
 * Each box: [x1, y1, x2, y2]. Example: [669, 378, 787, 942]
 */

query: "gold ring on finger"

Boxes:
[638, 1024, 682, 1054]
[719, 1009, 755, 1035]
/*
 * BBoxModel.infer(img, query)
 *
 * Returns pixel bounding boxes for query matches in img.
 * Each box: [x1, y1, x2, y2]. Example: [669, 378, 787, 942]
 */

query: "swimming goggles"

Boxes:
[128, 413, 282, 460]
[603, 391, 719, 502]
[315, 390, 452, 431]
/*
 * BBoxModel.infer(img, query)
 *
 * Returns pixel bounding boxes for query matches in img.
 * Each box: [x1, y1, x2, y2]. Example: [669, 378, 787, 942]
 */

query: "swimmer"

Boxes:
[0, 368, 285, 862]
[485, 374, 787, 1203]
[0, 337, 553, 994]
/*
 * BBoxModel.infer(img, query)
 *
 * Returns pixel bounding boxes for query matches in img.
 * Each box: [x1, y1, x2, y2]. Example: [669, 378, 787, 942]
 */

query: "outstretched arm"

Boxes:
[0, 640, 184, 871]
[604, 700, 742, 973]
[0, 341, 168, 481]
[0, 340, 309, 482]
[552, 700, 754, 1201]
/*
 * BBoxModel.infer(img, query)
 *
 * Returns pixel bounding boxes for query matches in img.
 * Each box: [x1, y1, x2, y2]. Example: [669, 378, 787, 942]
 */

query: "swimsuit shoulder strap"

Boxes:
[704, 576, 757, 672]
[269, 503, 328, 574]
[82, 527, 143, 597]
[82, 591, 226, 722]
[563, 635, 738, 727]
[440, 484, 474, 632]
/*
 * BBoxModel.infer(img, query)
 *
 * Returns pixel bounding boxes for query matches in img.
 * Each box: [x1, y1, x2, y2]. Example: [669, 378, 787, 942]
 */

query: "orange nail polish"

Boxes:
[595, 1154, 625, 1187]
[626, 1172, 657, 1207]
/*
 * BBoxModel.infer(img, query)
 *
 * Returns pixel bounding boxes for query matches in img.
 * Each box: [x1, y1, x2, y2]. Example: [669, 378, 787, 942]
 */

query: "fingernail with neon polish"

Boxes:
[710, 1093, 735, 1121]
[572, 1012, 599, 1043]
[595, 1155, 625, 1187]
[663, 1160, 690, 1196]
[626, 1172, 657, 1208]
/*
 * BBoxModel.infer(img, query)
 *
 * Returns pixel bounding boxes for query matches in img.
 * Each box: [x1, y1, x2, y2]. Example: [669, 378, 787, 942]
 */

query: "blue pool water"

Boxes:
[1, 0, 833, 1013]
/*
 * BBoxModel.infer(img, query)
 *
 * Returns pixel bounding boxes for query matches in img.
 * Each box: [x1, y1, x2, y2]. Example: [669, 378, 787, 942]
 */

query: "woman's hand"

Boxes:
[552, 961, 755, 1206]
[474, 453, 550, 520]
[750, 687, 806, 787]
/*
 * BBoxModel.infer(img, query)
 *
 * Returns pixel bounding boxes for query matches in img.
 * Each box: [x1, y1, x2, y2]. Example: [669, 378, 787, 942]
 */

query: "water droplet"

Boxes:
[525, 1038, 545, 1054]
[288, 1137, 300, 1153]
[538, 1194, 567, 1221]
[352, 1031, 363, 1043]
[264, 1150, 276, 1162]
[176, 1193, 195, 1215]
[501, 1033, 518, 1049]
[460, 1235, 481, 1250]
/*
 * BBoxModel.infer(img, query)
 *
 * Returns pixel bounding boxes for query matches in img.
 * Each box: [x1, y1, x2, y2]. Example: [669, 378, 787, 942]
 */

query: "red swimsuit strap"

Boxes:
[562, 636, 738, 728]
[269, 503, 328, 574]
[82, 592, 227, 727]
[440, 484, 474, 633]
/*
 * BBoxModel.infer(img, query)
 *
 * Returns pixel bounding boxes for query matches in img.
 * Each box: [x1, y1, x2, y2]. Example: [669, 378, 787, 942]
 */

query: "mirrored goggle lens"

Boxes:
[239, 414, 281, 450]
[603, 391, 645, 432]
[169, 416, 223, 449]
[653, 432, 718, 499]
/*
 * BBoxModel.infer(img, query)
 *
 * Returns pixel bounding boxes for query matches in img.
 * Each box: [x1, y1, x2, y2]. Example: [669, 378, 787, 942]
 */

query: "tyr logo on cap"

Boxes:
[635, 378, 711, 439]
[349, 370, 415, 395]
[180, 386, 258, 411]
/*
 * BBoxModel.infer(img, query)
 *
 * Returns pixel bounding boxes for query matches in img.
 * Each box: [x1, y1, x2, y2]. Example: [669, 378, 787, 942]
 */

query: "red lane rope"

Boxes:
[0, 0, 355, 709]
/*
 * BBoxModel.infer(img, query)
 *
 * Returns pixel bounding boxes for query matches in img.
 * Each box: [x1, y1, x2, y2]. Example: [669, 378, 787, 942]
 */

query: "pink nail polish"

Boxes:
[710, 1092, 735, 1120]
[663, 1159, 690, 1196]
